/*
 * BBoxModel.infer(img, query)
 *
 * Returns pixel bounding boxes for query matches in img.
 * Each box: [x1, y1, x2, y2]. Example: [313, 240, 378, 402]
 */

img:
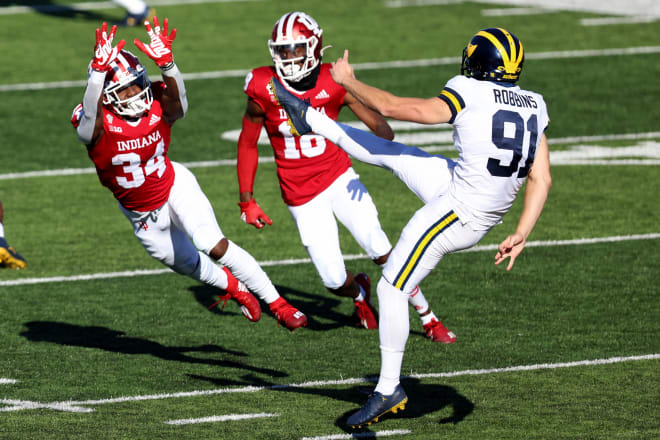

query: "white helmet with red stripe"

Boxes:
[100, 50, 153, 118]
[268, 11, 324, 82]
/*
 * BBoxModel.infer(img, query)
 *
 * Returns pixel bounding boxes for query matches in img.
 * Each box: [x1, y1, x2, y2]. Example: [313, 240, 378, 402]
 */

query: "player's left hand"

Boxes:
[494, 232, 526, 271]
[134, 16, 176, 68]
[91, 22, 125, 72]
[330, 49, 356, 86]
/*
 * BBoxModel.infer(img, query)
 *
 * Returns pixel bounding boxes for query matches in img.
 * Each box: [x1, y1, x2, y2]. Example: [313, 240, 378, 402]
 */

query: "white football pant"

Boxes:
[288, 167, 391, 289]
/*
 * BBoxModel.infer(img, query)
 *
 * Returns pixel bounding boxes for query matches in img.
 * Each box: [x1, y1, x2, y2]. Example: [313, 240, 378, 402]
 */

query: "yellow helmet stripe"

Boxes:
[476, 29, 521, 74]
[498, 27, 524, 67]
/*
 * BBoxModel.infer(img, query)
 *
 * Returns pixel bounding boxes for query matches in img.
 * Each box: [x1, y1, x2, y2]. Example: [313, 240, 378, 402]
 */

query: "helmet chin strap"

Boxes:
[285, 63, 322, 92]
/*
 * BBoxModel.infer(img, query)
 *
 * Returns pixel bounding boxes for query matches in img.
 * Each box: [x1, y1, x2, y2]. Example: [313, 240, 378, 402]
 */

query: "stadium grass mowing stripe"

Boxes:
[1, 233, 658, 288]
[163, 412, 278, 425]
[2, 354, 657, 413]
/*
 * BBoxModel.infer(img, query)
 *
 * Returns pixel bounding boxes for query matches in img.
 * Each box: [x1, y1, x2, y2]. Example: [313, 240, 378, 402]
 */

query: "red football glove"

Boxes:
[238, 198, 273, 229]
[134, 16, 176, 68]
[91, 22, 125, 72]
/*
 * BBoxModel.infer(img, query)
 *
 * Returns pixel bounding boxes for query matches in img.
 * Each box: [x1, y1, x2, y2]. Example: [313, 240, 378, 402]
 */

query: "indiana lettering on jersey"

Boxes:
[116, 130, 162, 152]
[492, 89, 537, 109]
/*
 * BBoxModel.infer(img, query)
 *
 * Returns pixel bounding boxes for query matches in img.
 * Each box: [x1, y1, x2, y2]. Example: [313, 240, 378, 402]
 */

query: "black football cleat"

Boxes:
[269, 77, 312, 136]
[347, 384, 408, 429]
[0, 237, 27, 269]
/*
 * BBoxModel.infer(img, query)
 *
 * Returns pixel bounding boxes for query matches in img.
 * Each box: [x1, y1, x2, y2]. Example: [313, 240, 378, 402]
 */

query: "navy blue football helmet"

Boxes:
[461, 28, 524, 83]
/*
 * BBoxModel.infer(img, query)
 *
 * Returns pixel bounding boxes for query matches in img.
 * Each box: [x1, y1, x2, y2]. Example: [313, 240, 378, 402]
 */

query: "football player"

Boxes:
[71, 20, 306, 331]
[0, 200, 27, 269]
[270, 27, 552, 427]
[112, 0, 155, 27]
[237, 11, 455, 342]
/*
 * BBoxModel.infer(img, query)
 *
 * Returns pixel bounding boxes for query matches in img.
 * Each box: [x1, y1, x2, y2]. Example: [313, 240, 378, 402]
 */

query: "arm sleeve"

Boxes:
[236, 115, 262, 194]
[161, 63, 188, 117]
[76, 70, 106, 145]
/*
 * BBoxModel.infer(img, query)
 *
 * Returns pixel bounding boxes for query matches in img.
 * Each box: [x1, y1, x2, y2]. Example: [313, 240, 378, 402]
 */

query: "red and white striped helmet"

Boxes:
[99, 50, 153, 118]
[268, 12, 324, 82]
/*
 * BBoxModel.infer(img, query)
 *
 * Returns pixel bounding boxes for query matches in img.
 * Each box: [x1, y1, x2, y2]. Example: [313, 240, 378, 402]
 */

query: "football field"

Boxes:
[1, 0, 659, 439]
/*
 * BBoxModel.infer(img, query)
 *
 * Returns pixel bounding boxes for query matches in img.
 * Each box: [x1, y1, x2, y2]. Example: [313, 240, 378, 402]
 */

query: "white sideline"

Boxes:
[1, 233, 659, 288]
[1, 354, 658, 413]
[301, 430, 412, 440]
[164, 412, 277, 425]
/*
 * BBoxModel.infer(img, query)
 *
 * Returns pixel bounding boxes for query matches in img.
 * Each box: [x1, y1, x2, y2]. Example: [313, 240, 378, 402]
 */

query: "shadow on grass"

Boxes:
[20, 321, 287, 378]
[189, 374, 474, 430]
[190, 283, 363, 331]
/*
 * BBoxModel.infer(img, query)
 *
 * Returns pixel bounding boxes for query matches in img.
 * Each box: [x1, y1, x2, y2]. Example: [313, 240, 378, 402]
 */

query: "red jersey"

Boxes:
[87, 82, 175, 211]
[244, 64, 352, 206]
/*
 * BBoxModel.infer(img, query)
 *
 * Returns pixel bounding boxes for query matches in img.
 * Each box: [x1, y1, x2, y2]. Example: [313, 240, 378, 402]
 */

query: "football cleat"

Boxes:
[209, 267, 261, 322]
[423, 318, 456, 344]
[347, 384, 408, 429]
[354, 273, 378, 330]
[269, 77, 312, 136]
[268, 297, 307, 331]
[0, 237, 27, 269]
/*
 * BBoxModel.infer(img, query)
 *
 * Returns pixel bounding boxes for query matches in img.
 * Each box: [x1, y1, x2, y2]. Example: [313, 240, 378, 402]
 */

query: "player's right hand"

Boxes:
[238, 198, 273, 229]
[91, 22, 125, 72]
[330, 49, 356, 86]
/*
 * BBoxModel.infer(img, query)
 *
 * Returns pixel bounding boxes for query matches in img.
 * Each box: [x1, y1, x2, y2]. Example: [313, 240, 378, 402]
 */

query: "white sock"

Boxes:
[218, 240, 280, 304]
[190, 251, 230, 290]
[0, 222, 4, 238]
[374, 277, 409, 395]
[408, 285, 430, 316]
[421, 311, 437, 326]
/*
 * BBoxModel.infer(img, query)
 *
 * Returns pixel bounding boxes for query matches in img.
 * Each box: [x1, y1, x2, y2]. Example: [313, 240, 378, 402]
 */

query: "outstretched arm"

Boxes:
[76, 22, 125, 146]
[331, 49, 452, 125]
[495, 134, 552, 271]
[344, 91, 394, 140]
[134, 16, 188, 123]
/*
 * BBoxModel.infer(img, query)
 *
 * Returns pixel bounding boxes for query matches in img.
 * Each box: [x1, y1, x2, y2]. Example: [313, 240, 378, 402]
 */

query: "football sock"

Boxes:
[191, 251, 230, 290]
[0, 222, 4, 238]
[421, 311, 438, 326]
[374, 277, 409, 395]
[218, 240, 280, 304]
[408, 285, 431, 316]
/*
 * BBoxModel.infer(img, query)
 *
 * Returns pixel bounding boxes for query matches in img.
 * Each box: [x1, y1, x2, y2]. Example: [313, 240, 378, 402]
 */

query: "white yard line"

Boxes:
[164, 412, 277, 425]
[1, 132, 659, 181]
[0, 379, 17, 385]
[1, 233, 658, 288]
[1, 354, 657, 413]
[301, 430, 412, 440]
[2, 46, 660, 93]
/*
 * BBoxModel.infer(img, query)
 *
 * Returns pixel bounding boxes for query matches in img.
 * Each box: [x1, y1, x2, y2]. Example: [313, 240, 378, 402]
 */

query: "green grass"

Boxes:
[1, 1, 659, 439]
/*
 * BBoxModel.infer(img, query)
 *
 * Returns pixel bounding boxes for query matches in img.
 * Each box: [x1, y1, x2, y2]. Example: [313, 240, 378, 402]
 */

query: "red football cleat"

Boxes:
[209, 268, 261, 322]
[354, 273, 378, 330]
[268, 297, 307, 331]
[423, 318, 456, 344]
